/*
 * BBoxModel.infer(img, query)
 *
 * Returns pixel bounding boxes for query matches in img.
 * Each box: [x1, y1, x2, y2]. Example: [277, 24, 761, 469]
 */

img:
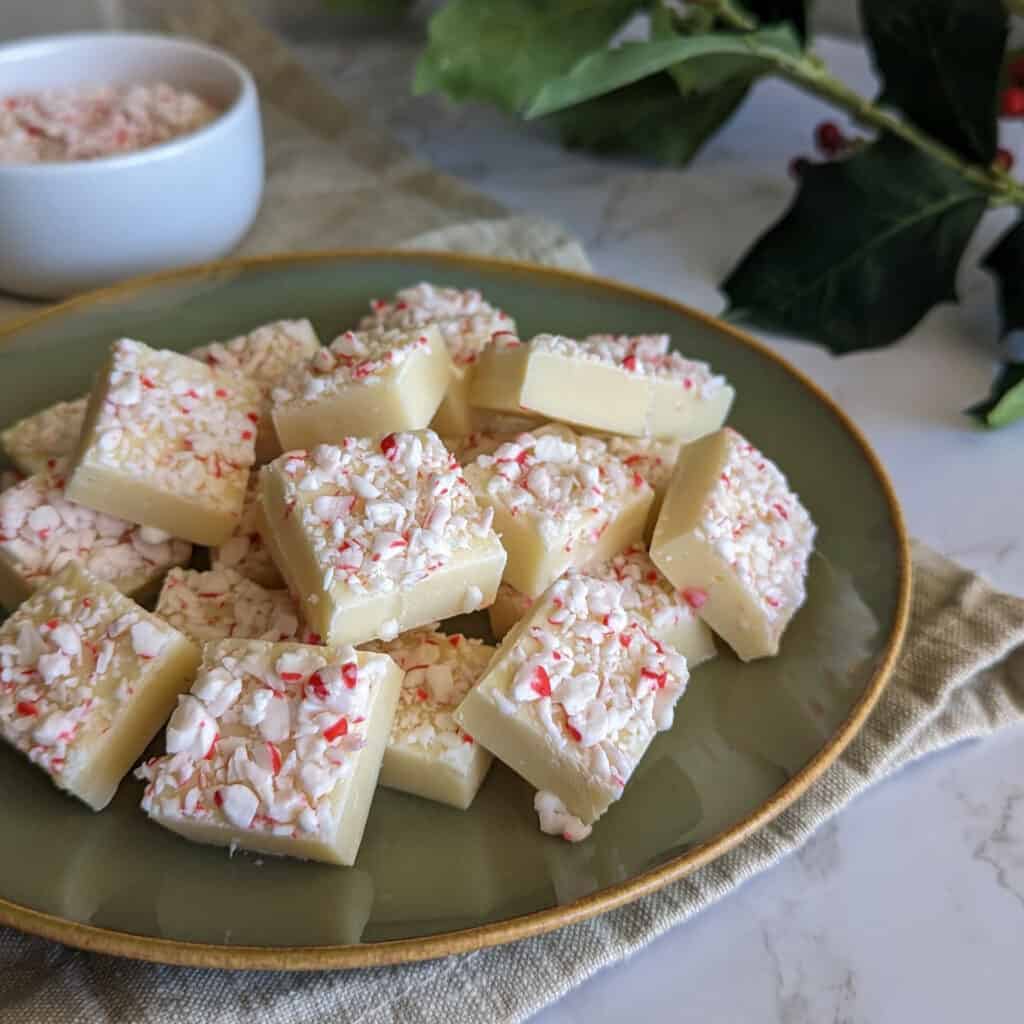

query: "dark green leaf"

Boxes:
[526, 25, 800, 118]
[983, 218, 1024, 339]
[413, 0, 644, 113]
[967, 363, 1024, 428]
[723, 135, 988, 352]
[742, 1, 807, 40]
[861, 0, 1007, 163]
[557, 72, 751, 165]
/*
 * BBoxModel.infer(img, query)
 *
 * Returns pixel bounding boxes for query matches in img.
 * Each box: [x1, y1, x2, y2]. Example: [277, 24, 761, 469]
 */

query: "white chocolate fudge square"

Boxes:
[604, 435, 681, 541]
[365, 628, 494, 810]
[650, 428, 816, 661]
[0, 467, 191, 611]
[0, 562, 200, 810]
[360, 283, 517, 437]
[260, 431, 506, 647]
[1, 397, 87, 476]
[66, 339, 261, 546]
[490, 546, 715, 668]
[456, 573, 689, 826]
[271, 325, 452, 451]
[155, 567, 312, 647]
[464, 424, 653, 598]
[190, 319, 320, 464]
[210, 472, 284, 589]
[138, 639, 402, 865]
[472, 333, 734, 440]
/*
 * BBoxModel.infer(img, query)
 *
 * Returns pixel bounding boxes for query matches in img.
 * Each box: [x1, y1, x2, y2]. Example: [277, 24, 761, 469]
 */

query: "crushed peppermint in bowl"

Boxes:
[0, 32, 264, 298]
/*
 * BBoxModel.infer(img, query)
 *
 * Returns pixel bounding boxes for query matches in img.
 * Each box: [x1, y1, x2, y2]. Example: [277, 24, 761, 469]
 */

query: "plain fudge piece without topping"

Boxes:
[271, 325, 451, 451]
[650, 428, 816, 661]
[365, 628, 494, 810]
[66, 339, 260, 546]
[0, 562, 200, 810]
[0, 468, 191, 610]
[472, 333, 734, 440]
[464, 424, 653, 598]
[260, 431, 506, 647]
[155, 567, 314, 647]
[456, 573, 689, 828]
[360, 283, 517, 437]
[190, 318, 320, 464]
[138, 639, 402, 865]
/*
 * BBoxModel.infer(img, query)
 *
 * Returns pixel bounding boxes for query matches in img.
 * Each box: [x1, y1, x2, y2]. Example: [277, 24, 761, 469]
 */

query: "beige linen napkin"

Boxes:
[2, 5, 1024, 1021]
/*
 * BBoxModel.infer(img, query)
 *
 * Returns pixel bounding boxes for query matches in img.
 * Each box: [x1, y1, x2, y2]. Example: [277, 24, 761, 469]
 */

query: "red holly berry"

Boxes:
[1001, 87, 1024, 117]
[995, 147, 1015, 172]
[814, 121, 845, 155]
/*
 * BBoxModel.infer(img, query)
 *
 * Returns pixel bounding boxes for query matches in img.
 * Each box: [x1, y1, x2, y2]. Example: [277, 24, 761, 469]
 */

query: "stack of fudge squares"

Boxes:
[0, 283, 815, 865]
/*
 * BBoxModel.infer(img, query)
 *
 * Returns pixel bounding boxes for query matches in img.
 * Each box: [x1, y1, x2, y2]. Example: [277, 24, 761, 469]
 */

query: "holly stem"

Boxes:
[702, 0, 1024, 206]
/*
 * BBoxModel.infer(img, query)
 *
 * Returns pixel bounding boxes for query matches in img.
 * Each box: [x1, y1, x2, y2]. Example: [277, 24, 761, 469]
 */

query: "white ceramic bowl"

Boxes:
[0, 32, 264, 299]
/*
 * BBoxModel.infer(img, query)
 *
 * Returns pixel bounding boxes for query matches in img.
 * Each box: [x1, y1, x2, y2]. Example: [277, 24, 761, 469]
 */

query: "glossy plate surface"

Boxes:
[0, 252, 909, 968]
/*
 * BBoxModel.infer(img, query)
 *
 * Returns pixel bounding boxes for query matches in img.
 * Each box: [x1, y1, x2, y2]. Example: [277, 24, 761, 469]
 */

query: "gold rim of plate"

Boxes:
[0, 250, 912, 970]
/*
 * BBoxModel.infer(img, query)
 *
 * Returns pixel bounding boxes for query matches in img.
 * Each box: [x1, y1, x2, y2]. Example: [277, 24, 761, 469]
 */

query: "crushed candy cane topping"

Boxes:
[211, 473, 283, 589]
[0, 83, 220, 164]
[0, 469, 191, 592]
[464, 425, 651, 550]
[489, 574, 688, 791]
[698, 428, 816, 621]
[191, 319, 320, 411]
[0, 564, 180, 779]
[155, 568, 311, 647]
[365, 627, 492, 774]
[273, 326, 438, 404]
[1, 398, 87, 476]
[273, 431, 498, 597]
[359, 283, 516, 367]
[604, 436, 681, 494]
[80, 339, 260, 503]
[534, 790, 592, 843]
[531, 333, 729, 398]
[138, 640, 391, 839]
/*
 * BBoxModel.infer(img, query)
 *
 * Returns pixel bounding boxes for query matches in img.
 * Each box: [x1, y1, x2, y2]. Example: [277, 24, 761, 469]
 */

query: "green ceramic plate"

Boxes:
[0, 252, 909, 969]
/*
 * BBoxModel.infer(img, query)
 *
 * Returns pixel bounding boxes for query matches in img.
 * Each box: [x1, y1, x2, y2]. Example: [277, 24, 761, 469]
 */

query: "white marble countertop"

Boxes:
[278, 23, 1024, 1024]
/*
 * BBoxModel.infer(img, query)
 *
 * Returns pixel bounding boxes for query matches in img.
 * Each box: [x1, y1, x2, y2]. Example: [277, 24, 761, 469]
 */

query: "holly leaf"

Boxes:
[413, 0, 644, 113]
[723, 135, 987, 352]
[861, 0, 1007, 164]
[967, 363, 1024, 428]
[557, 72, 751, 165]
[526, 25, 800, 118]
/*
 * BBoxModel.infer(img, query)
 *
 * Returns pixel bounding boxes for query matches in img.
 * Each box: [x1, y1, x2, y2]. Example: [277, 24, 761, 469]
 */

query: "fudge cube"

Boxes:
[490, 546, 715, 668]
[137, 639, 402, 865]
[190, 318, 321, 464]
[360, 283, 517, 437]
[455, 573, 689, 827]
[155, 567, 313, 647]
[464, 424, 653, 598]
[365, 628, 494, 809]
[260, 431, 506, 647]
[271, 325, 452, 451]
[472, 333, 734, 440]
[0, 467, 191, 611]
[650, 428, 816, 661]
[210, 472, 284, 589]
[0, 562, 200, 810]
[1, 397, 87, 476]
[446, 412, 549, 465]
[66, 339, 261, 546]
[604, 435, 681, 541]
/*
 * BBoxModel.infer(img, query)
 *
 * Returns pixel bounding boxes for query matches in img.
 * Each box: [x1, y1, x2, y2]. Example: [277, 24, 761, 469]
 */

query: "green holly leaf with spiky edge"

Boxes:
[861, 0, 1007, 164]
[723, 135, 988, 352]
[414, 0, 645, 114]
[557, 72, 751, 166]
